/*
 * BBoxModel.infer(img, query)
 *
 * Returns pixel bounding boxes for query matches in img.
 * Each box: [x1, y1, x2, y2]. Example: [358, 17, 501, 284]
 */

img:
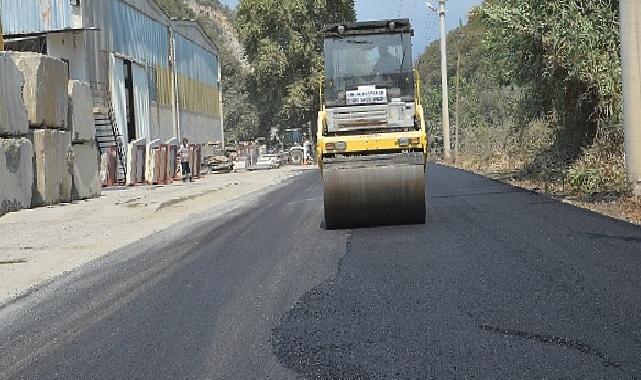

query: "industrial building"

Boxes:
[1, 0, 224, 164]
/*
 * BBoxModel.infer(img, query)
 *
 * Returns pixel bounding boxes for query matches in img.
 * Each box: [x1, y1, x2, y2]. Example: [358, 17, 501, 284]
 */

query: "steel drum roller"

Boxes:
[322, 154, 426, 229]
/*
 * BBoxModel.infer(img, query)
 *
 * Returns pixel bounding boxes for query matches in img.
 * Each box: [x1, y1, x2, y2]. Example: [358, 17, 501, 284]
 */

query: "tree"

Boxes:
[236, 0, 356, 135]
[417, 0, 627, 194]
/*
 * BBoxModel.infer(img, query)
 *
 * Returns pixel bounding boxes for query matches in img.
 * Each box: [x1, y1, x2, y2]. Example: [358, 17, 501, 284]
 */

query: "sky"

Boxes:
[219, 0, 483, 58]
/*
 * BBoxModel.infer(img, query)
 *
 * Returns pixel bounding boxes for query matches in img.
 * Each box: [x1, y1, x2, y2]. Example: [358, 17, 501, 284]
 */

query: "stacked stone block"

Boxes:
[68, 80, 101, 199]
[0, 53, 33, 216]
[30, 129, 73, 206]
[10, 52, 69, 129]
[6, 52, 72, 207]
[0, 139, 34, 216]
[1, 52, 102, 216]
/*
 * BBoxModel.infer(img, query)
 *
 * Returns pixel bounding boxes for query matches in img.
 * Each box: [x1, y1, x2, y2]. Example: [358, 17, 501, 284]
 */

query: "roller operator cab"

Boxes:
[318, 19, 428, 229]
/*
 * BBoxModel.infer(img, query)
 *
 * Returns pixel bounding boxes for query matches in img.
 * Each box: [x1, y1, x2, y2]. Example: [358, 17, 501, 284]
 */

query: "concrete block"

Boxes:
[68, 80, 96, 142]
[71, 142, 101, 200]
[30, 129, 73, 206]
[0, 138, 34, 216]
[0, 53, 29, 137]
[9, 52, 69, 129]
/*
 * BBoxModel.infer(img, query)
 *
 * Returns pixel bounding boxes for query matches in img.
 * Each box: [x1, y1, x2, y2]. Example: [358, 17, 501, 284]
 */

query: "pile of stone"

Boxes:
[0, 52, 101, 217]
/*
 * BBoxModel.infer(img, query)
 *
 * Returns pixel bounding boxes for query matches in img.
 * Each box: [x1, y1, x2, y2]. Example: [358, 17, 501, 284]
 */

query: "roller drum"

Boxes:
[322, 153, 426, 229]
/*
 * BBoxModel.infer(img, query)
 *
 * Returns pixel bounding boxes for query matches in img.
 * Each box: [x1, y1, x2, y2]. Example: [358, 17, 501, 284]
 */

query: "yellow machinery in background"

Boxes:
[317, 19, 427, 229]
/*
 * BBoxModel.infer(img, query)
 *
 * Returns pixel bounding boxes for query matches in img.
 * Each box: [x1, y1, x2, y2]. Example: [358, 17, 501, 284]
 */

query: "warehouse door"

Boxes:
[110, 55, 129, 147]
[123, 60, 136, 142]
[132, 63, 151, 142]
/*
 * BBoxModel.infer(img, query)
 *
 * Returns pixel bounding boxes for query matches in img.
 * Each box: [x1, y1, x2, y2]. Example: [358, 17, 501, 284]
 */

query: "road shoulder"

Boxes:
[0, 168, 308, 306]
[439, 161, 641, 226]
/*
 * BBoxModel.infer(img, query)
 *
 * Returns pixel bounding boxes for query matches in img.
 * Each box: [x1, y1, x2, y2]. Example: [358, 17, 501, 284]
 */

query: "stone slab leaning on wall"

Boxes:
[71, 142, 101, 200]
[8, 52, 69, 129]
[30, 129, 73, 207]
[0, 53, 29, 137]
[68, 80, 96, 142]
[0, 138, 34, 216]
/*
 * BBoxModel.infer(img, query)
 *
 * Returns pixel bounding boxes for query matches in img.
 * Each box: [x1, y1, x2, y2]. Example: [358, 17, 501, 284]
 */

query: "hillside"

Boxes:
[186, 0, 251, 73]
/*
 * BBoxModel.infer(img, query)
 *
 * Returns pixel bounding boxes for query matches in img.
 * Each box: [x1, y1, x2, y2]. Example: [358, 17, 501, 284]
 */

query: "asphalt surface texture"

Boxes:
[1, 164, 641, 379]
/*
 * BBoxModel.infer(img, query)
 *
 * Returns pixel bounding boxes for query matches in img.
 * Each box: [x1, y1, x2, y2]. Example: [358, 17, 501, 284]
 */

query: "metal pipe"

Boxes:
[169, 27, 181, 141]
[218, 62, 225, 149]
[438, 0, 451, 160]
[620, 0, 641, 194]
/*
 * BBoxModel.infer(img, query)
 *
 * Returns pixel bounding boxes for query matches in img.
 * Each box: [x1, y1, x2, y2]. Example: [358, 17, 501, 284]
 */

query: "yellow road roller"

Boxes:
[318, 19, 427, 229]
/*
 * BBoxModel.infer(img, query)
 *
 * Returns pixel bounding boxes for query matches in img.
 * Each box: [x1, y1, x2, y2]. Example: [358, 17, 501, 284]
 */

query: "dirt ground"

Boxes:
[0, 167, 310, 305]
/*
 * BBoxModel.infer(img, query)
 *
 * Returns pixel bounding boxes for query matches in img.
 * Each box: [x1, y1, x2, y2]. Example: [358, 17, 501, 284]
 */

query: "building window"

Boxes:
[4, 36, 48, 54]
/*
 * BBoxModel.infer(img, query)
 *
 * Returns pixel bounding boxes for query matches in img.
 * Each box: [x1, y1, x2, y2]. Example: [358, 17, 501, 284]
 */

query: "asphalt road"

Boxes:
[2, 164, 641, 379]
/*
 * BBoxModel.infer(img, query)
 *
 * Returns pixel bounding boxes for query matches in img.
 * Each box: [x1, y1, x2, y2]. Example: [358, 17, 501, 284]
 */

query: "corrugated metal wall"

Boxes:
[0, 0, 73, 34]
[174, 33, 218, 87]
[110, 0, 169, 68]
[156, 67, 173, 107]
[177, 76, 221, 118]
[174, 33, 220, 118]
[2, 0, 222, 140]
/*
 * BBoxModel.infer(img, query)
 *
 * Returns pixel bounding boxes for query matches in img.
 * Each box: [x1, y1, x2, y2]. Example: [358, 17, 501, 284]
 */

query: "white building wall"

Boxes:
[46, 33, 89, 82]
[179, 110, 223, 145]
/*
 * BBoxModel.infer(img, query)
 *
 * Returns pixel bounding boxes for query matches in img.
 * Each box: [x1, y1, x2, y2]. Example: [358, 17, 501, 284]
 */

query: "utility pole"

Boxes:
[455, 19, 462, 164]
[620, 0, 641, 195]
[438, 0, 451, 160]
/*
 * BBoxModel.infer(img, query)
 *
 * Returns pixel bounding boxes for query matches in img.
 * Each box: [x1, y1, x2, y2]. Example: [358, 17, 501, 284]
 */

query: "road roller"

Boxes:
[318, 19, 428, 229]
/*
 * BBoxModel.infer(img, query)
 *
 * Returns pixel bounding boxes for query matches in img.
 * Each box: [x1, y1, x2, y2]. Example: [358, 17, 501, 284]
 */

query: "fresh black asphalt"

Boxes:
[1, 164, 641, 378]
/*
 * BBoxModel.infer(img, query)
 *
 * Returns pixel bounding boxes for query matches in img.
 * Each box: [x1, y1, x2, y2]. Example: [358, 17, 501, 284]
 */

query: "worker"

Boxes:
[178, 138, 193, 182]
[372, 46, 401, 74]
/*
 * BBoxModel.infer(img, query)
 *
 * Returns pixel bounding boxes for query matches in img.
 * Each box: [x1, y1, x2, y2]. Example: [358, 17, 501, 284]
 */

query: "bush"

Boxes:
[566, 128, 629, 196]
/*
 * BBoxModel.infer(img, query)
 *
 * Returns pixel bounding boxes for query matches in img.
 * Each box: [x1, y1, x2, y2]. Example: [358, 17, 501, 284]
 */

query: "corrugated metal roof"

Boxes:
[1, 0, 73, 35]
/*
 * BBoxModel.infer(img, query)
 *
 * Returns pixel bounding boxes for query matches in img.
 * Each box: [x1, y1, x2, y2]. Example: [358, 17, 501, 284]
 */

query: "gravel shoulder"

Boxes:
[442, 161, 641, 226]
[0, 167, 307, 305]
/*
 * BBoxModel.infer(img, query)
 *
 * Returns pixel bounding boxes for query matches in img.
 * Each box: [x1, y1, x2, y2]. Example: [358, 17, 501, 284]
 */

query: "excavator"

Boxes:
[317, 19, 427, 229]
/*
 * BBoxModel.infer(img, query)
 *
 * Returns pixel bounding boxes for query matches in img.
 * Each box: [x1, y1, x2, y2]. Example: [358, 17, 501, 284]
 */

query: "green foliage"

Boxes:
[236, 0, 355, 135]
[418, 0, 627, 196]
[566, 129, 628, 195]
[155, 0, 195, 18]
[480, 0, 621, 116]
